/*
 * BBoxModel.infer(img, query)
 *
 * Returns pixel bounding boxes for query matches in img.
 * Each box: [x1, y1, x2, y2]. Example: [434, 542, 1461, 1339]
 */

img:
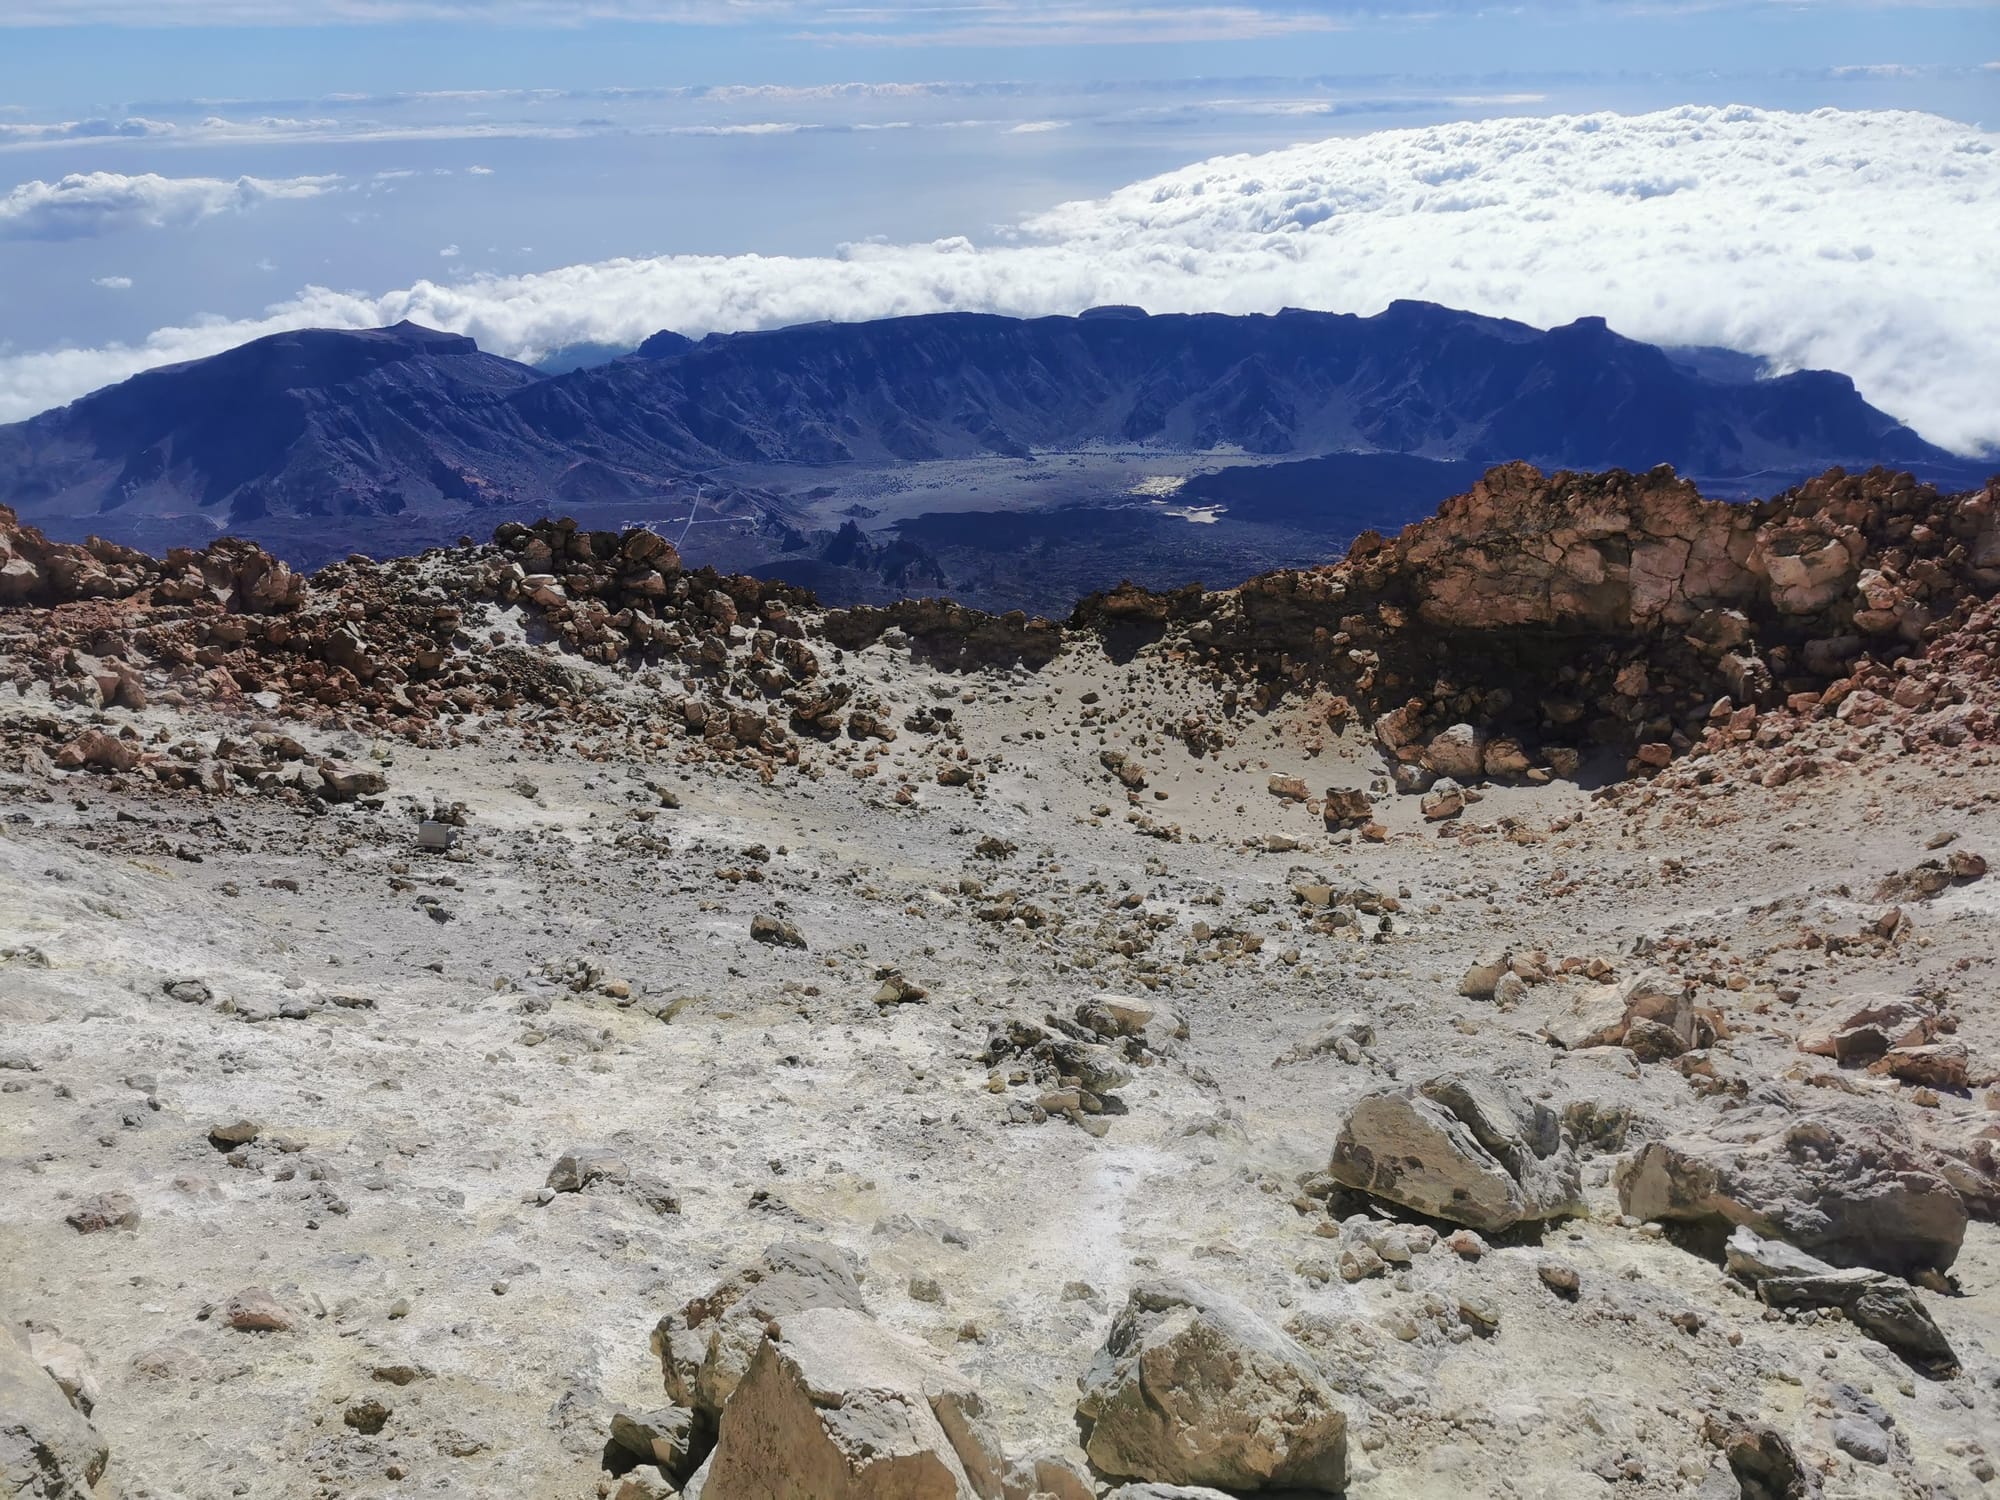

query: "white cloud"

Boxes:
[1, 107, 1995, 454]
[22, 0, 1976, 39]
[92, 275, 133, 289]
[0, 76, 1814, 157]
[0, 170, 341, 239]
[668, 121, 809, 136]
[439, 244, 461, 258]
[0, 107, 939, 153]
[0, 113, 593, 153]
[467, 164, 496, 174]
[0, 116, 178, 147]
[797, 5, 1342, 46]
[4, 0, 1993, 49]
[0, 0, 1346, 40]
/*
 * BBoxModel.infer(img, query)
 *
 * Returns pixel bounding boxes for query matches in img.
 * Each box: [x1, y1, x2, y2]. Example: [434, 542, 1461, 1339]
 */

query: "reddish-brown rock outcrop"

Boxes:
[1075, 462, 1999, 777]
[3, 461, 1995, 792]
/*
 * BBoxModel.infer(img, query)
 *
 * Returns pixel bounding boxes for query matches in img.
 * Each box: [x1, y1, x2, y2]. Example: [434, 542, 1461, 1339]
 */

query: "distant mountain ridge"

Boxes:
[522, 302, 1945, 474]
[0, 323, 550, 531]
[0, 303, 1960, 551]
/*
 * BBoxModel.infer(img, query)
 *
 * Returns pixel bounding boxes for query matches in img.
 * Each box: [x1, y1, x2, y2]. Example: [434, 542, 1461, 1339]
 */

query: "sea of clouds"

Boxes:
[1, 104, 1994, 452]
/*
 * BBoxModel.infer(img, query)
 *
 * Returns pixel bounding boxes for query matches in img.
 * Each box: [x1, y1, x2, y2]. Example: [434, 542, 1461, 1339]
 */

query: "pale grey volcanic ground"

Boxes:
[2, 602, 1997, 1499]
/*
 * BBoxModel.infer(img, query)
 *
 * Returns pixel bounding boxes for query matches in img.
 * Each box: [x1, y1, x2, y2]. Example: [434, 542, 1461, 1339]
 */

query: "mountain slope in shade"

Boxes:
[0, 303, 1962, 553]
[527, 303, 1950, 474]
[0, 322, 553, 531]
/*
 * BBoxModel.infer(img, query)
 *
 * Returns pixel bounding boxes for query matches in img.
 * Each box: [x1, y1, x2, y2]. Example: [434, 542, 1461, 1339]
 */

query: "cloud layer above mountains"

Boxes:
[2, 106, 1995, 453]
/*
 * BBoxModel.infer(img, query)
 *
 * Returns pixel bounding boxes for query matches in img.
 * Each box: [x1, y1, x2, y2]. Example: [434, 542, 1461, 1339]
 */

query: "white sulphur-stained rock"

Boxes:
[25, 1330, 99, 1417]
[1076, 1281, 1346, 1495]
[654, 1240, 869, 1442]
[2, 1324, 110, 1496]
[1722, 1224, 1834, 1283]
[1090, 992, 1156, 1035]
[1000, 1447, 1095, 1500]
[702, 1306, 1004, 1500]
[1543, 968, 1692, 1054]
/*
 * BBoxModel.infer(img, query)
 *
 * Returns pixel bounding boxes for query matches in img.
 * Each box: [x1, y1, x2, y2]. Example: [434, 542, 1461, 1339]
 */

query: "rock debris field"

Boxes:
[2, 461, 1999, 1500]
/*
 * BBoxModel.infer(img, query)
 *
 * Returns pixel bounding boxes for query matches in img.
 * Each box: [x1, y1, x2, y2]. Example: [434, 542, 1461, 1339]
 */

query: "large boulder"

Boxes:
[1723, 1228, 1955, 1368]
[1081, 992, 1187, 1054]
[1763, 533, 1857, 615]
[1322, 788, 1374, 826]
[1076, 1281, 1346, 1495]
[1424, 724, 1486, 780]
[1326, 1073, 1583, 1232]
[1916, 1110, 2000, 1219]
[701, 1306, 1002, 1500]
[1795, 995, 1935, 1061]
[1763, 1271, 1955, 1368]
[23, 1333, 98, 1419]
[1543, 969, 1693, 1056]
[1707, 1418, 1815, 1500]
[609, 1406, 698, 1485]
[1615, 1106, 1967, 1276]
[2, 1324, 109, 1497]
[1456, 948, 1512, 1000]
[654, 1240, 868, 1449]
[1873, 1042, 1968, 1090]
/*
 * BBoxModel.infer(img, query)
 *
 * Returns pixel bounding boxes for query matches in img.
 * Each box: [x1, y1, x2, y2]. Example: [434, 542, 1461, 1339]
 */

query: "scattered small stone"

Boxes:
[546, 1146, 628, 1194]
[223, 1287, 292, 1333]
[65, 1192, 139, 1234]
[1537, 1259, 1581, 1299]
[750, 914, 807, 949]
[206, 1119, 261, 1150]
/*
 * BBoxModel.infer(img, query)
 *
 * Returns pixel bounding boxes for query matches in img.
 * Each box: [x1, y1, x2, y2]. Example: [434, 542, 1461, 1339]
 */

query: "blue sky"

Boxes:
[2, 2, 1995, 105]
[0, 1, 1995, 443]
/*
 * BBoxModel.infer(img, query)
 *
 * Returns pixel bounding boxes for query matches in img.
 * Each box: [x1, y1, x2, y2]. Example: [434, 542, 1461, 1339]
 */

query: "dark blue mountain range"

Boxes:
[0, 302, 1967, 563]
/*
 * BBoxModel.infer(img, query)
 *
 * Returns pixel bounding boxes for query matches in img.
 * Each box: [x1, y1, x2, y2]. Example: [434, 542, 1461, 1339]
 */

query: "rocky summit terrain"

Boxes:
[3, 459, 1999, 1500]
